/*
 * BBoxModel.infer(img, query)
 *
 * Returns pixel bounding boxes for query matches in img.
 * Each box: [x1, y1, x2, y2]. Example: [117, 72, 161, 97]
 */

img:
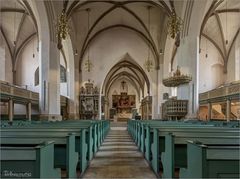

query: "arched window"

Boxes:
[34, 65, 67, 86]
[60, 65, 67, 83]
[35, 67, 39, 86]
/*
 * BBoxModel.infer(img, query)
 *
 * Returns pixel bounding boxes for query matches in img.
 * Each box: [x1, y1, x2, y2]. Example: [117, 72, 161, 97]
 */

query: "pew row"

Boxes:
[1, 120, 110, 178]
[1, 141, 61, 178]
[127, 120, 240, 178]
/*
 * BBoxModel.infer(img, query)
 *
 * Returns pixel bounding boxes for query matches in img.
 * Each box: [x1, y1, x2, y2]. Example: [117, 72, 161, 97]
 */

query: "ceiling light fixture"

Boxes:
[56, 2, 69, 50]
[144, 6, 153, 72]
[167, 8, 183, 39]
[74, 49, 78, 56]
[84, 8, 93, 72]
[225, 0, 228, 45]
[75, 11, 79, 56]
[159, 49, 163, 55]
[13, 2, 16, 47]
[56, 10, 69, 40]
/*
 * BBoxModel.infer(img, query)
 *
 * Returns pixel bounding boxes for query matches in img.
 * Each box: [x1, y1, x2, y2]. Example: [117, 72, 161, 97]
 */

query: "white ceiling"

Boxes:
[202, 0, 240, 59]
[0, 0, 37, 61]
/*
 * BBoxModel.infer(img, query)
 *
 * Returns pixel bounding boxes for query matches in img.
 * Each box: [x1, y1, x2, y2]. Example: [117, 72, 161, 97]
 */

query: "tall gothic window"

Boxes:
[60, 65, 67, 82]
[34, 65, 67, 86]
[34, 67, 39, 86]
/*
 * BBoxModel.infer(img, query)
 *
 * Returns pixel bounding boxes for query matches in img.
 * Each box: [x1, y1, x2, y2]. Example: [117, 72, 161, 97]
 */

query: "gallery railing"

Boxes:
[0, 80, 67, 106]
[199, 82, 240, 104]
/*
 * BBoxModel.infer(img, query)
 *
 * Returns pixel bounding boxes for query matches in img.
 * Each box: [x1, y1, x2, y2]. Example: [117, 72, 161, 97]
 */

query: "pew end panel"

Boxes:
[0, 141, 61, 178]
[179, 141, 240, 178]
[66, 133, 78, 178]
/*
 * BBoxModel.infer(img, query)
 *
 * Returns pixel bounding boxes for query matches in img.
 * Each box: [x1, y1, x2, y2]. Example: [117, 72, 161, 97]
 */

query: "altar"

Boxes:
[111, 92, 136, 121]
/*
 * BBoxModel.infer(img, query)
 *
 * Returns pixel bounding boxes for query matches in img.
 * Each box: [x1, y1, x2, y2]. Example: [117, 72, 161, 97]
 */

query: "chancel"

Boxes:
[0, 0, 239, 178]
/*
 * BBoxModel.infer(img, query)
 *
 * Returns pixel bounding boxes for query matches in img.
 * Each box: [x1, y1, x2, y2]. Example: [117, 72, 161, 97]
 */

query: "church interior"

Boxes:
[0, 0, 239, 178]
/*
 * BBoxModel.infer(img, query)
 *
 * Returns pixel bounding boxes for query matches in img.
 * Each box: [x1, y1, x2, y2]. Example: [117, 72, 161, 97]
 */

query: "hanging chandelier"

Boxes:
[145, 6, 153, 72]
[144, 57, 153, 72]
[167, 11, 183, 39]
[162, 66, 192, 87]
[56, 10, 69, 41]
[84, 59, 93, 72]
[84, 8, 93, 72]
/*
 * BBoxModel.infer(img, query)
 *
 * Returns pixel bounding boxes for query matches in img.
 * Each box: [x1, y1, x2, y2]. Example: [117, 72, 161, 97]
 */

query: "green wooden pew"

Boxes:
[179, 141, 240, 178]
[128, 120, 239, 145]
[0, 120, 110, 177]
[127, 119, 238, 158]
[143, 124, 215, 160]
[1, 127, 90, 168]
[127, 120, 240, 177]
[150, 126, 240, 175]
[0, 141, 61, 178]
[0, 130, 88, 176]
[161, 131, 240, 178]
[1, 120, 110, 160]
[1, 120, 110, 162]
[2, 123, 95, 161]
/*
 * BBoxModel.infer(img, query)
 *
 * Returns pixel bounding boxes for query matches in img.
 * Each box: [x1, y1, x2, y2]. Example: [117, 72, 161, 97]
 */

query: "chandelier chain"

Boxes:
[85, 8, 93, 72]
[145, 6, 153, 73]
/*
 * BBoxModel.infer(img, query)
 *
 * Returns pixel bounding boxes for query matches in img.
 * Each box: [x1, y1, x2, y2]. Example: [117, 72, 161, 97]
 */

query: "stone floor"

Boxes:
[82, 128, 157, 179]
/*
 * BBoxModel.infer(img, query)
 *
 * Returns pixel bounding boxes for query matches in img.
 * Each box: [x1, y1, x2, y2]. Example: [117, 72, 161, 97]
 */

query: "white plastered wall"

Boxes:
[0, 32, 13, 83]
[16, 36, 39, 92]
[81, 29, 155, 85]
[199, 36, 225, 93]
[13, 36, 39, 115]
[226, 34, 240, 82]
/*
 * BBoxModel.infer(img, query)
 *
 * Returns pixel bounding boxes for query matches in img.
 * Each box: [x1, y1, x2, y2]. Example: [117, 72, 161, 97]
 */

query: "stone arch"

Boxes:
[101, 53, 150, 96]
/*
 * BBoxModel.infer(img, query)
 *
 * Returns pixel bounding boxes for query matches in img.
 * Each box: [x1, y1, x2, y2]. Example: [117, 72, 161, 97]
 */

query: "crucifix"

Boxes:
[121, 81, 126, 90]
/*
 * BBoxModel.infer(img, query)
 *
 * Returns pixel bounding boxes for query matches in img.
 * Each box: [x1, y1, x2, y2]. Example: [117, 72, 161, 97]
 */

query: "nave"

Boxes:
[0, 119, 239, 178]
[83, 128, 156, 179]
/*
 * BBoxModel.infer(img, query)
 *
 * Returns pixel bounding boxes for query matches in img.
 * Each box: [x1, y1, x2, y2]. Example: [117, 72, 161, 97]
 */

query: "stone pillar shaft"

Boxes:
[177, 37, 199, 119]
[26, 102, 32, 121]
[8, 99, 14, 122]
[226, 99, 231, 121]
[39, 41, 62, 121]
[207, 102, 211, 120]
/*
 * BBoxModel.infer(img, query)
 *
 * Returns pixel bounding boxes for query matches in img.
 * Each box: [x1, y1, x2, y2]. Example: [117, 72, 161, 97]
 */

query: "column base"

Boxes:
[67, 113, 79, 120]
[185, 113, 199, 120]
[39, 114, 62, 121]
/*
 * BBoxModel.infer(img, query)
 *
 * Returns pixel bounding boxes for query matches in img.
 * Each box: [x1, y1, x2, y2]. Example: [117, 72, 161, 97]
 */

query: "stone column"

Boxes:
[8, 98, 13, 122]
[66, 38, 79, 120]
[226, 99, 231, 121]
[146, 101, 149, 120]
[151, 69, 159, 119]
[104, 97, 109, 119]
[207, 102, 211, 120]
[39, 40, 62, 121]
[67, 64, 80, 119]
[26, 102, 32, 121]
[177, 37, 199, 119]
[0, 47, 5, 81]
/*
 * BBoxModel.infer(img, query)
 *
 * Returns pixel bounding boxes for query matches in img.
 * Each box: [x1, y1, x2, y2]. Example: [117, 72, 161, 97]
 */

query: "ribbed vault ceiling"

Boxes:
[1, 0, 239, 74]
[64, 0, 172, 70]
[201, 0, 240, 63]
[0, 0, 37, 67]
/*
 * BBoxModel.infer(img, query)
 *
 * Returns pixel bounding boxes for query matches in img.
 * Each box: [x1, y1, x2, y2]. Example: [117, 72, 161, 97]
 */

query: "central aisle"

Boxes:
[82, 128, 157, 179]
